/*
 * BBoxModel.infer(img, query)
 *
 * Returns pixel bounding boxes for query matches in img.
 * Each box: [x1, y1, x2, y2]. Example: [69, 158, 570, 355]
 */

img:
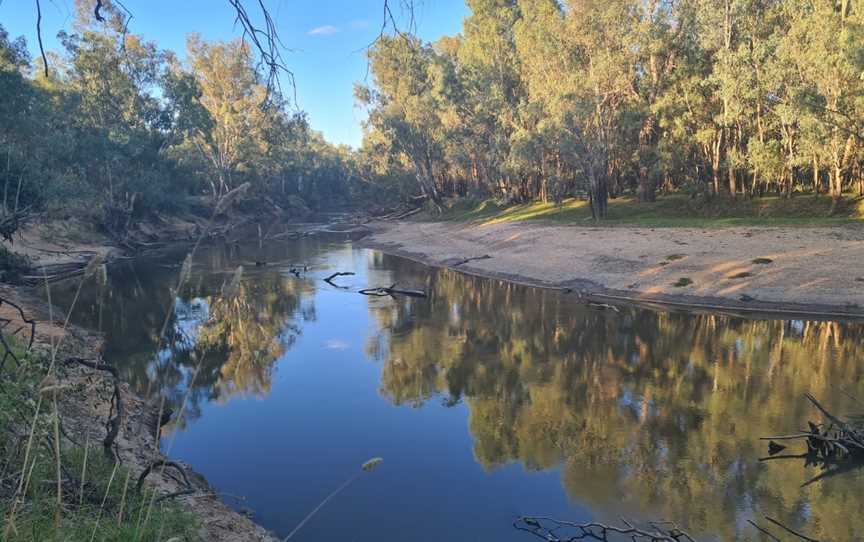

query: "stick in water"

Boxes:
[283, 457, 383, 541]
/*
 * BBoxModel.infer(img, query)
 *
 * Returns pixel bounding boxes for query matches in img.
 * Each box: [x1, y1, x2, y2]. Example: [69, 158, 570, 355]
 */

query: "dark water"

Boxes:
[51, 238, 864, 541]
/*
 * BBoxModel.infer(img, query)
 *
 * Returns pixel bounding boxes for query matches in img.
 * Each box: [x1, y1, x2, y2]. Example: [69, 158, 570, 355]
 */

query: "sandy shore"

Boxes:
[363, 220, 864, 319]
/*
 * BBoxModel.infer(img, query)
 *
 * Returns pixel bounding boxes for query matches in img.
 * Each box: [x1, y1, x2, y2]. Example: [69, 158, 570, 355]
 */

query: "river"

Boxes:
[51, 236, 864, 541]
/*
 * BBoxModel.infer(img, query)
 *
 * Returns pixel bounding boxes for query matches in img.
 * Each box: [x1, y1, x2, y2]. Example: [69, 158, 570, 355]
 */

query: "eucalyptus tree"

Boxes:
[778, 0, 864, 205]
[357, 35, 448, 209]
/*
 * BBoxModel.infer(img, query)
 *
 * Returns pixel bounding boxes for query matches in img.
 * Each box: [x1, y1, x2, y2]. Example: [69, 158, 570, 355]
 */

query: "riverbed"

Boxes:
[51, 236, 864, 541]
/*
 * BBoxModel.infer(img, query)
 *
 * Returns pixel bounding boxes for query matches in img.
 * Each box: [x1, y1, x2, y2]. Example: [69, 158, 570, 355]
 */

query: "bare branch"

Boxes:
[35, 0, 48, 77]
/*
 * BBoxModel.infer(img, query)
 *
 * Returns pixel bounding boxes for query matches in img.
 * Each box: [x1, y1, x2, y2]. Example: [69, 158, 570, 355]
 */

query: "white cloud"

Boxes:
[307, 25, 340, 36]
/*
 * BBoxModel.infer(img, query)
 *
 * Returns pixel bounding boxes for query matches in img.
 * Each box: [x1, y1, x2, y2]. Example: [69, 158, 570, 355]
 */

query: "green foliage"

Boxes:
[0, 348, 197, 541]
[360, 0, 864, 217]
[0, 2, 370, 239]
[429, 193, 864, 227]
[672, 277, 693, 287]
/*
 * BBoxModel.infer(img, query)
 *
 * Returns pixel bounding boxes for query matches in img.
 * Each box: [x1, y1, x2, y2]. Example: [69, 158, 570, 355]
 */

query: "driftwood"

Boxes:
[761, 393, 864, 462]
[324, 271, 354, 288]
[517, 515, 820, 542]
[19, 261, 91, 285]
[265, 230, 314, 241]
[451, 254, 492, 267]
[514, 516, 695, 542]
[358, 283, 427, 298]
[587, 301, 620, 313]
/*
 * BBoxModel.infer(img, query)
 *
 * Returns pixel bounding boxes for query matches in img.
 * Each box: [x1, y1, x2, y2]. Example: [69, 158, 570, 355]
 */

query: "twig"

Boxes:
[747, 520, 781, 542]
[765, 516, 820, 542]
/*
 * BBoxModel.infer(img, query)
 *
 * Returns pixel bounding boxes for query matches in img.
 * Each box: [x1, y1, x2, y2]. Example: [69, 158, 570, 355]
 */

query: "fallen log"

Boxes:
[452, 254, 492, 267]
[359, 283, 427, 298]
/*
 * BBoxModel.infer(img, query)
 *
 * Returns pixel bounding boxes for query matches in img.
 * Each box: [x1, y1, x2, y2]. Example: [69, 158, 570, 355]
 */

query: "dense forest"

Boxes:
[358, 0, 864, 218]
[6, 1, 864, 228]
[0, 3, 404, 241]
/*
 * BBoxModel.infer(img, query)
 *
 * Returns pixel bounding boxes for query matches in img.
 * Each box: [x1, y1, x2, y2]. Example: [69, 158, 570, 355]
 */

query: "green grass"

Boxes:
[672, 277, 693, 288]
[427, 194, 864, 228]
[0, 345, 198, 542]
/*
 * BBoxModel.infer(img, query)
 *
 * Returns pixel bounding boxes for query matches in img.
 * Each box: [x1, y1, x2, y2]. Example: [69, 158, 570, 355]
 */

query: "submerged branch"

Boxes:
[514, 516, 695, 542]
[358, 283, 427, 298]
[324, 271, 354, 288]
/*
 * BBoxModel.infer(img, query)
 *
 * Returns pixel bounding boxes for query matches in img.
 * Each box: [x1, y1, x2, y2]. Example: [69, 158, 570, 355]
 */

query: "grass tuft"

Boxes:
[672, 277, 693, 288]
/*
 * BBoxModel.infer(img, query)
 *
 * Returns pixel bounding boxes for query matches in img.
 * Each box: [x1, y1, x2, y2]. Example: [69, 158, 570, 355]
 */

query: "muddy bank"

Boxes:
[7, 211, 369, 285]
[362, 220, 864, 320]
[0, 285, 279, 541]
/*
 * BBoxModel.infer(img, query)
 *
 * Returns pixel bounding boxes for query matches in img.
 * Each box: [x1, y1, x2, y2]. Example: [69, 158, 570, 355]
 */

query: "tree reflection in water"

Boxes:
[50, 241, 319, 427]
[50, 245, 864, 541]
[365, 252, 864, 541]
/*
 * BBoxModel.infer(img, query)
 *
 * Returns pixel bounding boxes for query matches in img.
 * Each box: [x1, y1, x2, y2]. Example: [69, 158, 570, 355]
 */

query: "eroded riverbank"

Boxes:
[362, 220, 864, 319]
[0, 285, 279, 541]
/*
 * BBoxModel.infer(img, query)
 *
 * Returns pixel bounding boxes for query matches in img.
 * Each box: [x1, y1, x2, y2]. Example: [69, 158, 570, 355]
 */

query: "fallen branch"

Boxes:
[747, 520, 781, 542]
[452, 254, 492, 267]
[587, 302, 620, 313]
[514, 516, 695, 542]
[324, 272, 354, 288]
[358, 283, 427, 298]
[761, 394, 864, 463]
[765, 516, 820, 542]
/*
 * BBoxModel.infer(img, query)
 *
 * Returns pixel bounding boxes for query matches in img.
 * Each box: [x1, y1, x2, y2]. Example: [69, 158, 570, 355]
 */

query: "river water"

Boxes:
[51, 237, 864, 541]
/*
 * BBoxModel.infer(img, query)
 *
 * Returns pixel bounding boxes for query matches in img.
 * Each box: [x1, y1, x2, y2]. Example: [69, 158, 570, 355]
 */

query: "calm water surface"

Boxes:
[52, 238, 864, 541]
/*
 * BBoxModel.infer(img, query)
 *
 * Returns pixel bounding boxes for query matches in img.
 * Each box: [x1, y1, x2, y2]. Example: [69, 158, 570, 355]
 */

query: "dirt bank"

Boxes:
[0, 285, 279, 541]
[363, 220, 864, 319]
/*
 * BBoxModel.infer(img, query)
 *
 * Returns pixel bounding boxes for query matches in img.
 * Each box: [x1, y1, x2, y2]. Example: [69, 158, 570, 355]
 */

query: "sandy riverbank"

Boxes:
[362, 220, 864, 319]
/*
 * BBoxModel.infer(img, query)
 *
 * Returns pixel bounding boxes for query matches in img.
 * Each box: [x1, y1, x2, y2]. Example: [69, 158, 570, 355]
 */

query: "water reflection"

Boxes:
[50, 244, 864, 541]
[52, 241, 322, 423]
[366, 252, 864, 541]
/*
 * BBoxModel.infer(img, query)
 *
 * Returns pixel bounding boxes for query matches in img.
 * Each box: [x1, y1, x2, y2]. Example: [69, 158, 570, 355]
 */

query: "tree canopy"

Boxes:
[359, 0, 864, 218]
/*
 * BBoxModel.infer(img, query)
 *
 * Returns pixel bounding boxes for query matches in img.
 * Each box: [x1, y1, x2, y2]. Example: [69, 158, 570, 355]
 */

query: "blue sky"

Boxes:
[1, 0, 469, 147]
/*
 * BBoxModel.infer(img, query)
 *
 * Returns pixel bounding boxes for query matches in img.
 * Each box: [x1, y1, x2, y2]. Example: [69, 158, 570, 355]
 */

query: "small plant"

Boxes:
[728, 271, 753, 279]
[672, 277, 693, 287]
[752, 257, 773, 264]
[665, 254, 686, 261]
